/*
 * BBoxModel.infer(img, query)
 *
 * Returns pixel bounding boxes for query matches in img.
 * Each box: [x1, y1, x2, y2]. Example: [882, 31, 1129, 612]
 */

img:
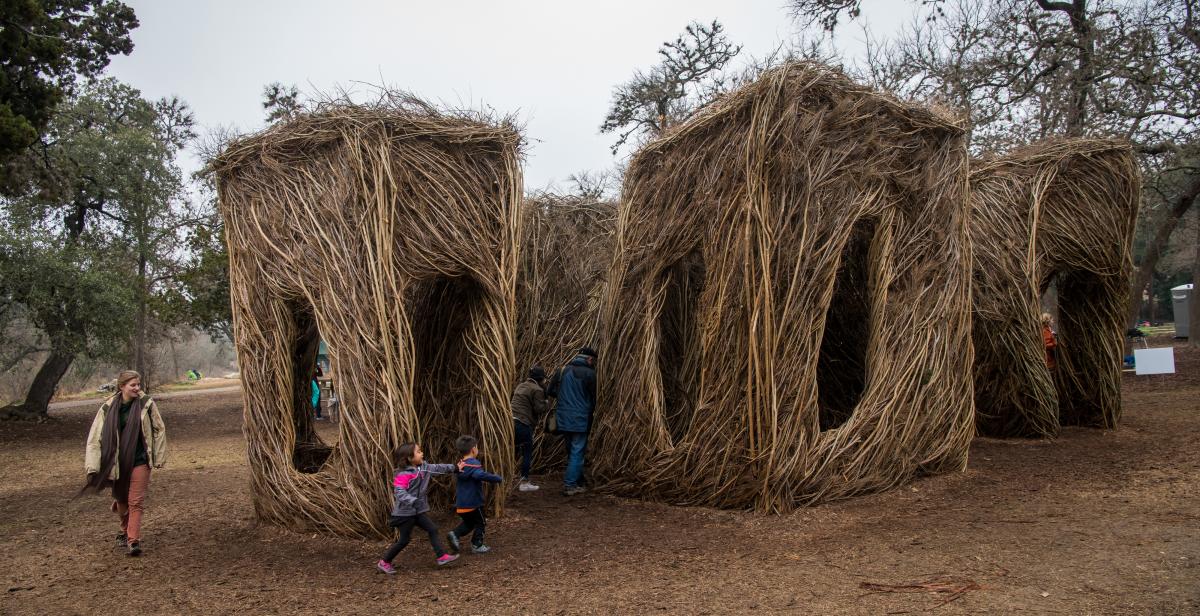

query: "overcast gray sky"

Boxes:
[106, 0, 910, 192]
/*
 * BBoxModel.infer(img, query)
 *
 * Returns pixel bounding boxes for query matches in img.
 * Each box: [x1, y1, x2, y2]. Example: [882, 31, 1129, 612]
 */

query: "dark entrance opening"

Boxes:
[657, 250, 706, 443]
[1043, 269, 1116, 427]
[406, 275, 487, 464]
[817, 218, 877, 431]
[289, 300, 333, 473]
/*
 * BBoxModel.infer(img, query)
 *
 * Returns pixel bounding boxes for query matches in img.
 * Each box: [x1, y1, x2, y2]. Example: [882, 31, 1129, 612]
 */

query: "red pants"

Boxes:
[113, 464, 151, 541]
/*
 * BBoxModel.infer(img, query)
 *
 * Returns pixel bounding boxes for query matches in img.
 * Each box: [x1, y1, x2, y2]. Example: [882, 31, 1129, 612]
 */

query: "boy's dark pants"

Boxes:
[382, 513, 447, 562]
[451, 508, 486, 547]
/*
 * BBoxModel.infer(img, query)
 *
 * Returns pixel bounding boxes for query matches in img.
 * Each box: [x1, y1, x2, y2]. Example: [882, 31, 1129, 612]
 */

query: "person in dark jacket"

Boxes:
[511, 365, 548, 491]
[446, 435, 503, 554]
[546, 347, 597, 496]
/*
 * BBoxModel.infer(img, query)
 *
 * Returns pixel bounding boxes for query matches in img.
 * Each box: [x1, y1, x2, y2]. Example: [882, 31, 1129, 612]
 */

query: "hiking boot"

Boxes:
[127, 541, 142, 557]
[518, 479, 540, 492]
[472, 544, 491, 554]
[376, 560, 396, 575]
[115, 533, 128, 548]
[446, 531, 460, 553]
[436, 553, 459, 566]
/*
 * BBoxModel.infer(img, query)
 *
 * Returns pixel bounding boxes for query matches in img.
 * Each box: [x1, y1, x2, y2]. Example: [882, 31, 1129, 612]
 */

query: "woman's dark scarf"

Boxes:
[78, 393, 145, 501]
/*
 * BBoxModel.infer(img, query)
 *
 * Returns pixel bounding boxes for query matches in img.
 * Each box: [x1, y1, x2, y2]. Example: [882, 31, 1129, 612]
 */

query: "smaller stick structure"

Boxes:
[970, 139, 1140, 437]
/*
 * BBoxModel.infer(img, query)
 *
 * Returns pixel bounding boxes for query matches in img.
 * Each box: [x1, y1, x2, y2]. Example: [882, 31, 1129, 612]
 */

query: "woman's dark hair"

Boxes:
[393, 442, 418, 467]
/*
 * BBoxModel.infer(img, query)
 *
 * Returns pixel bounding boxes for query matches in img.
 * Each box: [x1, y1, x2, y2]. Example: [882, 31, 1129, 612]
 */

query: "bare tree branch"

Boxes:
[600, 20, 741, 154]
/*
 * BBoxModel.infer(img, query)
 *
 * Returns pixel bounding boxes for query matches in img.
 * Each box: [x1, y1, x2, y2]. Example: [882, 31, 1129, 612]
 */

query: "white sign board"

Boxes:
[1134, 347, 1176, 375]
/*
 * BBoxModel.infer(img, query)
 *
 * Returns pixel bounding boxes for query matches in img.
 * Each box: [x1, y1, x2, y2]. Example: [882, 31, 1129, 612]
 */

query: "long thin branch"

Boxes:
[1033, 0, 1075, 13]
[0, 18, 63, 42]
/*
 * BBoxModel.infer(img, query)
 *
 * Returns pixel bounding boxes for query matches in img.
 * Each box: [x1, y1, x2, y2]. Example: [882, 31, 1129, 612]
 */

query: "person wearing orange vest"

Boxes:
[1041, 313, 1058, 370]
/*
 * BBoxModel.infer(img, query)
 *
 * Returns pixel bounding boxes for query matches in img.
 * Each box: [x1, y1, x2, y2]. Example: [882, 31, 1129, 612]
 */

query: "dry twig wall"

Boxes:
[209, 72, 1133, 533]
[970, 139, 1140, 438]
[515, 195, 616, 469]
[592, 63, 976, 512]
[212, 99, 522, 537]
[516, 195, 615, 379]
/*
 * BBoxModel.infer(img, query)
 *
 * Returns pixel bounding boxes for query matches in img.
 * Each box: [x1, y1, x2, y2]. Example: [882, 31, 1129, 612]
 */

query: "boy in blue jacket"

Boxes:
[447, 435, 503, 554]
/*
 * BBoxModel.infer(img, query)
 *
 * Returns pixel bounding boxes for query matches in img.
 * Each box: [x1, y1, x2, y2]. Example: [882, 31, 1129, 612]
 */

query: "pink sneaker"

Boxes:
[436, 553, 459, 567]
[376, 560, 396, 574]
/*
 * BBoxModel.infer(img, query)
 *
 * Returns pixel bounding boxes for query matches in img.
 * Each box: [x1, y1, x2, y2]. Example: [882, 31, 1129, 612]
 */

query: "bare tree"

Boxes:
[566, 169, 621, 201]
[789, 0, 875, 32]
[819, 0, 1200, 326]
[262, 82, 302, 123]
[600, 20, 742, 154]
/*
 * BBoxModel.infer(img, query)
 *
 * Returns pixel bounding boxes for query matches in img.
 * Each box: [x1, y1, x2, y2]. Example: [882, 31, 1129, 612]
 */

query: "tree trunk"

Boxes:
[2, 201, 94, 420]
[1065, 0, 1094, 136]
[135, 253, 148, 390]
[1190, 209, 1200, 346]
[1033, 0, 1094, 136]
[0, 348, 75, 420]
[1128, 176, 1200, 327]
[169, 335, 180, 381]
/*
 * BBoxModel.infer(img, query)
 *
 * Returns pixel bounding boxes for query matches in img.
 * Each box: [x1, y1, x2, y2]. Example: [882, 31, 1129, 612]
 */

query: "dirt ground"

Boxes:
[1, 343, 1197, 615]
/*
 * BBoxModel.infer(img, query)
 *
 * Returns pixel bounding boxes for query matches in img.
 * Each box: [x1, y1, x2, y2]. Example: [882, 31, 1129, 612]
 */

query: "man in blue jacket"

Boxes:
[546, 346, 597, 496]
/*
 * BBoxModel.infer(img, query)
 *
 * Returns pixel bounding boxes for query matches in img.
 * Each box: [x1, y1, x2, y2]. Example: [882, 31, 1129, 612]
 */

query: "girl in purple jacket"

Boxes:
[376, 443, 462, 573]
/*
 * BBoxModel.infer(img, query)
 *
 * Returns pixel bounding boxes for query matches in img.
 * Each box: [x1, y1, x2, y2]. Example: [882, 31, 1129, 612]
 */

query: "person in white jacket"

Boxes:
[82, 370, 167, 556]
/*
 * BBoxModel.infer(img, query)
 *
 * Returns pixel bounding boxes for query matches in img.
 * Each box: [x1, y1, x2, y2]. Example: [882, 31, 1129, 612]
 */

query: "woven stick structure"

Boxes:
[592, 63, 975, 512]
[516, 194, 615, 378]
[211, 98, 522, 538]
[970, 139, 1140, 438]
[515, 194, 616, 468]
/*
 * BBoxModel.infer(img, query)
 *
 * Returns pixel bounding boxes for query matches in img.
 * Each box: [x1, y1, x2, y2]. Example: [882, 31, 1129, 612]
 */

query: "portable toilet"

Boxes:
[1174, 283, 1193, 338]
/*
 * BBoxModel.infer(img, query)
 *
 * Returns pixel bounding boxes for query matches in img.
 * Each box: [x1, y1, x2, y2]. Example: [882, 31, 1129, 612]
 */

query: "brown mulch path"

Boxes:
[1, 345, 1197, 614]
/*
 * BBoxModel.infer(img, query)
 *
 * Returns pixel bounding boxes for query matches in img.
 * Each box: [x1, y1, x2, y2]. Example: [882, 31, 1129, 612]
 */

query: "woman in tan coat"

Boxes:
[82, 370, 167, 556]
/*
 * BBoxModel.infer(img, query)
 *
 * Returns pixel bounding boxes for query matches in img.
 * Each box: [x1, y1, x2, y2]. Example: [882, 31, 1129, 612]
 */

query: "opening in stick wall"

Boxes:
[407, 276, 486, 462]
[817, 218, 877, 431]
[658, 251, 705, 443]
[1054, 269, 1118, 427]
[289, 299, 333, 473]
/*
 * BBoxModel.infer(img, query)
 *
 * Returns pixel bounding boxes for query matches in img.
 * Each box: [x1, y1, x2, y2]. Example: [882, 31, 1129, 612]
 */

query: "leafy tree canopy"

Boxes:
[0, 0, 138, 193]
